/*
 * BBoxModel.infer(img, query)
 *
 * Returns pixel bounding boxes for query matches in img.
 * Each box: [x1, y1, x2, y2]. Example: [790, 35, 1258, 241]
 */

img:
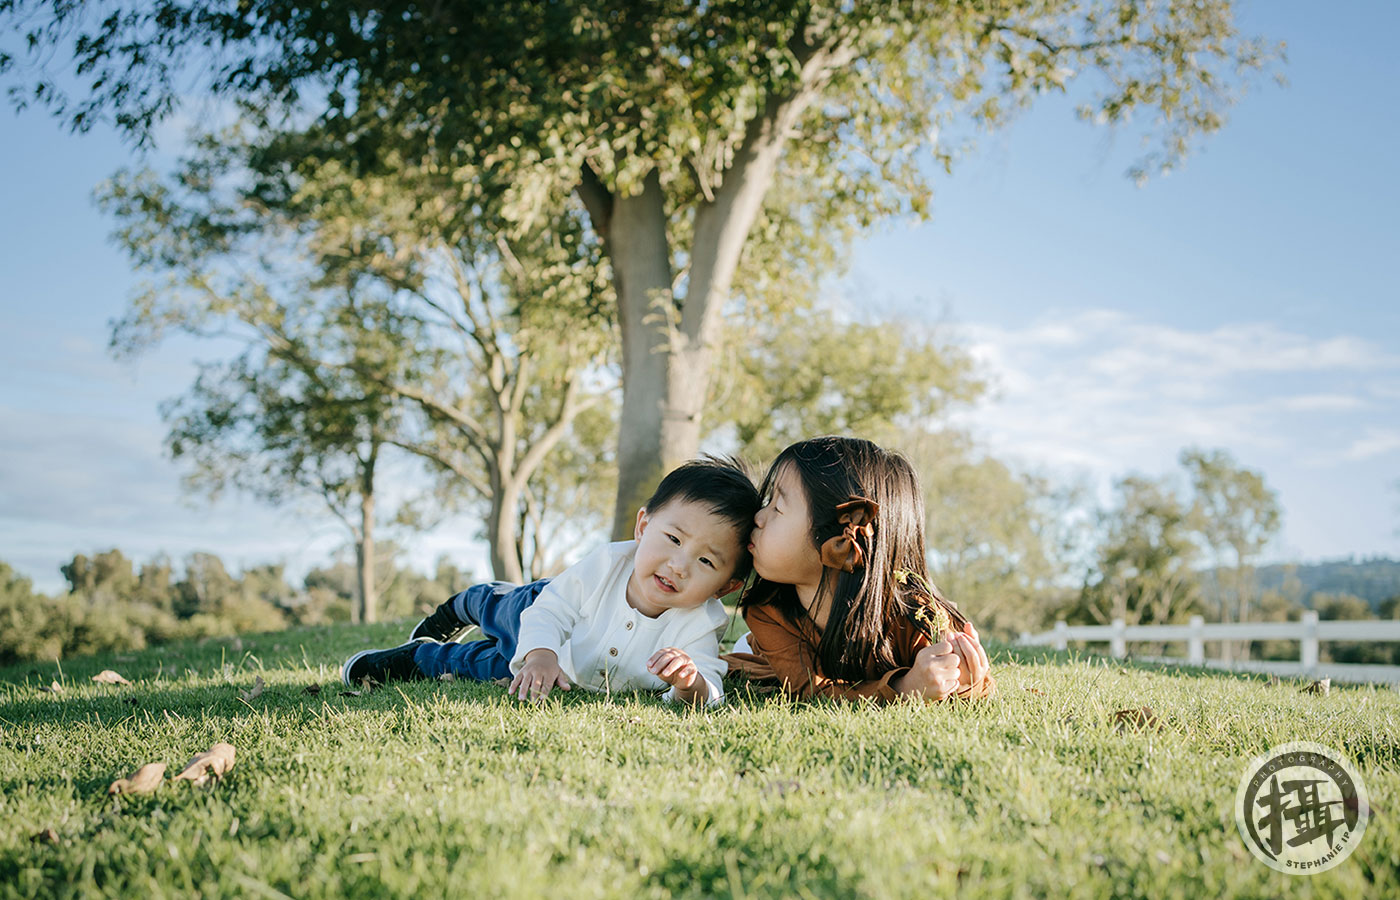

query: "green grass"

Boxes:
[1, 622, 1396, 899]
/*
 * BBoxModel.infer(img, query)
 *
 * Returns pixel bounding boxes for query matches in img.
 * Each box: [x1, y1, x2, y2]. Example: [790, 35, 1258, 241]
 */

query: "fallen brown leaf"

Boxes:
[174, 742, 236, 787]
[1113, 706, 1163, 732]
[491, 677, 512, 688]
[31, 828, 59, 844]
[40, 681, 64, 694]
[339, 690, 362, 697]
[1301, 678, 1331, 696]
[438, 673, 456, 682]
[304, 683, 322, 696]
[1023, 686, 1045, 696]
[92, 670, 132, 685]
[240, 675, 265, 701]
[108, 762, 166, 795]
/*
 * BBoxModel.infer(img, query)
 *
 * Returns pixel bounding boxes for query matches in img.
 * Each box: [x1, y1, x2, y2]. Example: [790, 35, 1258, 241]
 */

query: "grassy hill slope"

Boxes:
[1, 621, 1395, 899]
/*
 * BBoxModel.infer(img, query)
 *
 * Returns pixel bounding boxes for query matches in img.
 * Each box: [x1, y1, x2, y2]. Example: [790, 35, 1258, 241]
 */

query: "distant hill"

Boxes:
[1252, 557, 1400, 609]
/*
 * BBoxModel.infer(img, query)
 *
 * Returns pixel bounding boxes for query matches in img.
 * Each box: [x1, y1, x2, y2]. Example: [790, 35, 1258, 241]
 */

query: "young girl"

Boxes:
[724, 436, 995, 702]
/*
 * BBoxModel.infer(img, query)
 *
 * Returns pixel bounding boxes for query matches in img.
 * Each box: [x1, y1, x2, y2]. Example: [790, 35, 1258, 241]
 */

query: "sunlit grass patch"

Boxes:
[1, 624, 1395, 899]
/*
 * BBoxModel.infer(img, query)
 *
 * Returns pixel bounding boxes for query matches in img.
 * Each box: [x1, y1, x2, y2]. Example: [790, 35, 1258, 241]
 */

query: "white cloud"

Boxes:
[1341, 428, 1400, 463]
[948, 310, 1400, 555]
[1274, 394, 1368, 413]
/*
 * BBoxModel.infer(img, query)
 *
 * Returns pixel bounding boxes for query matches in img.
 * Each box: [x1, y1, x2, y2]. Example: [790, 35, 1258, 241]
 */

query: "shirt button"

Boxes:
[609, 647, 618, 657]
[625, 621, 634, 630]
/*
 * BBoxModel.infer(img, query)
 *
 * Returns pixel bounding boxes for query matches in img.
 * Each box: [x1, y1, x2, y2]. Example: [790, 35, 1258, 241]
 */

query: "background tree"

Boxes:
[60, 549, 139, 605]
[1181, 447, 1282, 661]
[707, 300, 983, 461]
[102, 135, 616, 584]
[301, 541, 475, 623]
[907, 429, 1068, 634]
[1068, 474, 1202, 631]
[157, 331, 400, 623]
[0, 0, 1283, 536]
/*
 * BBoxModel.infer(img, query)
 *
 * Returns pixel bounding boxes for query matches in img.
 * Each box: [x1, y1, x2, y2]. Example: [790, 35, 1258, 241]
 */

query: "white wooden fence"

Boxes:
[1018, 612, 1400, 684]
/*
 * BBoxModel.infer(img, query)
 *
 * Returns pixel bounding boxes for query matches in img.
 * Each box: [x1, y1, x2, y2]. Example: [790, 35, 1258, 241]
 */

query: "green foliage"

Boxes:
[1313, 593, 1400, 666]
[1181, 448, 1283, 660]
[1182, 447, 1282, 570]
[0, 559, 175, 665]
[1070, 474, 1203, 628]
[3, 0, 1285, 538]
[1253, 557, 1400, 610]
[901, 429, 1069, 635]
[1060, 449, 1286, 644]
[709, 304, 983, 462]
[101, 122, 618, 583]
[0, 549, 475, 664]
[303, 546, 476, 623]
[0, 626, 1395, 899]
[2, 1, 1282, 187]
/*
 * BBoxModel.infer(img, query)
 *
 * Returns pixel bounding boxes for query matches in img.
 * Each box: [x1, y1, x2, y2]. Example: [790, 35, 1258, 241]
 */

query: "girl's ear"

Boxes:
[633, 507, 649, 541]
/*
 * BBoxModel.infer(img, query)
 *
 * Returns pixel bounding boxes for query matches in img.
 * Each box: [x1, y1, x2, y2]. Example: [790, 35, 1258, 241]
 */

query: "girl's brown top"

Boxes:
[723, 597, 998, 703]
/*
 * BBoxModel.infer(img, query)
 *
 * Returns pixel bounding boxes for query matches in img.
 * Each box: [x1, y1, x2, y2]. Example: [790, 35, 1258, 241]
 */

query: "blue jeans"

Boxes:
[412, 579, 552, 681]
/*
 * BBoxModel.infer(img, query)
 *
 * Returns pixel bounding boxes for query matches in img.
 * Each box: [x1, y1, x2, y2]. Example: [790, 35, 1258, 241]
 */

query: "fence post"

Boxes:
[1110, 618, 1126, 659]
[1188, 616, 1205, 666]
[1053, 620, 1069, 652]
[1301, 611, 1319, 674]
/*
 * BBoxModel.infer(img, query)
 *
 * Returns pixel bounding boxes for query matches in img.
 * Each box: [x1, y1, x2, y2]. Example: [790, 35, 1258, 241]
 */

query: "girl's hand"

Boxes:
[895, 638, 961, 701]
[950, 623, 991, 694]
[510, 648, 571, 702]
[647, 647, 699, 690]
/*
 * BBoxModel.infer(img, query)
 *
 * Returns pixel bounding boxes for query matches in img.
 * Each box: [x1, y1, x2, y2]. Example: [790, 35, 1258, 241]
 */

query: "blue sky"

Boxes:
[3, 1, 1398, 593]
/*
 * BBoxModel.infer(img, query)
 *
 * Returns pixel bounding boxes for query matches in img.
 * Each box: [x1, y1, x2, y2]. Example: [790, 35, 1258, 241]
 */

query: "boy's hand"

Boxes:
[647, 647, 709, 704]
[894, 638, 960, 701]
[510, 648, 571, 702]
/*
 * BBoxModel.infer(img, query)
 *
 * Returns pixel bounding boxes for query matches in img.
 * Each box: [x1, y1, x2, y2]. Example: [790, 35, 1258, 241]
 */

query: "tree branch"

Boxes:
[385, 438, 491, 497]
[683, 38, 857, 341]
[513, 377, 601, 489]
[575, 162, 614, 238]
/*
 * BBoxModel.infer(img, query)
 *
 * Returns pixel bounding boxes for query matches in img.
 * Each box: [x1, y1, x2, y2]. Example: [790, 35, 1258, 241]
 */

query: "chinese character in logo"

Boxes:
[1253, 774, 1349, 857]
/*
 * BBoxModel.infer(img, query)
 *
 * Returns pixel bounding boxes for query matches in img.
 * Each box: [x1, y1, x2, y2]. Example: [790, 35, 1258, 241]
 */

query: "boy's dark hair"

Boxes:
[645, 455, 760, 580]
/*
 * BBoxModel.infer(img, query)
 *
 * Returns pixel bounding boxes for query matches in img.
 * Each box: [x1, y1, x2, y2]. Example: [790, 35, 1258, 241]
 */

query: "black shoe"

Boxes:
[342, 638, 434, 686]
[410, 599, 470, 642]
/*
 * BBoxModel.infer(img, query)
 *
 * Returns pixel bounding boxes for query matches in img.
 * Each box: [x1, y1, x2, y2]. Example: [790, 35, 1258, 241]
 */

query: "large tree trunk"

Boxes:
[488, 476, 526, 584]
[608, 169, 685, 537]
[1217, 571, 1234, 664]
[595, 45, 850, 537]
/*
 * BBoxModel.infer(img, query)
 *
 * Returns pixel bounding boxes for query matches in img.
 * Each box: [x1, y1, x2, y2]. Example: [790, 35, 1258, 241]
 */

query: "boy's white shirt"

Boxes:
[509, 540, 729, 705]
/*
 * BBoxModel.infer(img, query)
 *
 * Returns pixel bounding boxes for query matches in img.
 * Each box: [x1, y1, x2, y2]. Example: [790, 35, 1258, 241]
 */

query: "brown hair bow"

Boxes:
[819, 497, 880, 573]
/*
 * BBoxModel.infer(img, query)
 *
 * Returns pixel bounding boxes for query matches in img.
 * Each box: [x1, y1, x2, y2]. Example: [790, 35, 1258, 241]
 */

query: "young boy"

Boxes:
[342, 457, 759, 706]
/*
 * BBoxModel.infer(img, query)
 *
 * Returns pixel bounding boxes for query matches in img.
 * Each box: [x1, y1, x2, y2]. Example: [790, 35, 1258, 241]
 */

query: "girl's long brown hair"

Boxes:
[741, 436, 961, 681]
